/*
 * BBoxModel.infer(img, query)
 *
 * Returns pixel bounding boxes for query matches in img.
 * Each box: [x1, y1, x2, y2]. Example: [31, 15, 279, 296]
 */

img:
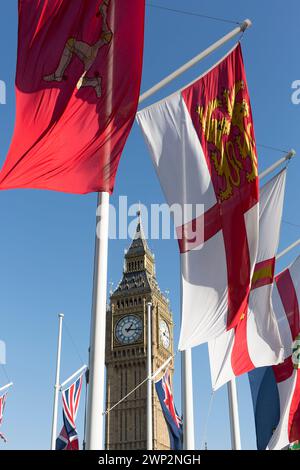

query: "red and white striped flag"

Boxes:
[137, 44, 259, 346]
[209, 170, 286, 390]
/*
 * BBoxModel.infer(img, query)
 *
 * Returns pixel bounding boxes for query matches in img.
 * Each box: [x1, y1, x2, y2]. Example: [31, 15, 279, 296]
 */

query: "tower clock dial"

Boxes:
[115, 315, 143, 345]
[159, 319, 170, 349]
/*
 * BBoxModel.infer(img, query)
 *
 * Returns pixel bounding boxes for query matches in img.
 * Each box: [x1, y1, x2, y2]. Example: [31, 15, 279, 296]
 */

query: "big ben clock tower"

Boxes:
[105, 213, 174, 450]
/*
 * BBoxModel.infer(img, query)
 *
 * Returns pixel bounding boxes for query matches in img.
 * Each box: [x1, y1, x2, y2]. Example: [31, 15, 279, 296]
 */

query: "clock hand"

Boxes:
[125, 323, 133, 332]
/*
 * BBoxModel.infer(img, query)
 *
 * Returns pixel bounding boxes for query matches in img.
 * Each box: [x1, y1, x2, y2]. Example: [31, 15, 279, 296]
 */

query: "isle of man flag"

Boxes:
[137, 44, 259, 347]
[0, 0, 145, 194]
[209, 170, 286, 390]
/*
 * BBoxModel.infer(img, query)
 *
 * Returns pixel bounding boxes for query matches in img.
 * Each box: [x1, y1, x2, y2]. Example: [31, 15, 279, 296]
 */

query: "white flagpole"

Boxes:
[60, 365, 88, 390]
[50, 312, 64, 450]
[85, 191, 110, 450]
[180, 118, 196, 451]
[139, 19, 252, 104]
[147, 302, 153, 450]
[181, 349, 195, 449]
[0, 382, 13, 394]
[277, 239, 300, 261]
[86, 0, 115, 450]
[151, 355, 173, 381]
[259, 149, 296, 179]
[227, 379, 241, 450]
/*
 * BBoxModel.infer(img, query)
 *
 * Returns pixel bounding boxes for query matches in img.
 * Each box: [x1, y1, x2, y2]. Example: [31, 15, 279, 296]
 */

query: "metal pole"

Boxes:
[180, 120, 195, 451]
[181, 349, 195, 449]
[0, 382, 13, 394]
[60, 365, 88, 390]
[147, 302, 153, 450]
[86, 0, 115, 450]
[50, 312, 64, 450]
[85, 191, 110, 450]
[139, 19, 252, 104]
[227, 379, 241, 450]
[259, 149, 296, 179]
[277, 239, 300, 261]
[151, 356, 173, 381]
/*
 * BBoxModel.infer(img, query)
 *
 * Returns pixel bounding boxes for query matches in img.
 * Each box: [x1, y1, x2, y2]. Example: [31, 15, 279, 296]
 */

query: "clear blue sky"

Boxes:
[0, 0, 299, 450]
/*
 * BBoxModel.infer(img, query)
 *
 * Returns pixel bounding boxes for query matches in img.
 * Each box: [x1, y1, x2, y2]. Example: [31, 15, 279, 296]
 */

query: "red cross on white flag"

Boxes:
[137, 44, 259, 347]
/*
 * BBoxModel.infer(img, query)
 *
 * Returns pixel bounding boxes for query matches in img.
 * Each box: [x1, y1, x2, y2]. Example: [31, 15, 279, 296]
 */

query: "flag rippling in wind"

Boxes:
[56, 375, 83, 451]
[0, 393, 7, 443]
[137, 44, 259, 347]
[0, 0, 145, 194]
[249, 255, 300, 450]
[155, 371, 183, 450]
[209, 170, 286, 390]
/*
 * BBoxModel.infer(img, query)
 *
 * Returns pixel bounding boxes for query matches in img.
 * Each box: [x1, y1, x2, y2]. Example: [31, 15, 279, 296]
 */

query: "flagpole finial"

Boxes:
[240, 19, 252, 32]
[58, 313, 64, 318]
[287, 149, 296, 159]
[137, 201, 142, 218]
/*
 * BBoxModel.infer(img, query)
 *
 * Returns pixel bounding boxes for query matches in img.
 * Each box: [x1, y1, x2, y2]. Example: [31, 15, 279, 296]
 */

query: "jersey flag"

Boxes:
[209, 170, 286, 390]
[0, 0, 145, 194]
[249, 255, 300, 450]
[137, 44, 259, 347]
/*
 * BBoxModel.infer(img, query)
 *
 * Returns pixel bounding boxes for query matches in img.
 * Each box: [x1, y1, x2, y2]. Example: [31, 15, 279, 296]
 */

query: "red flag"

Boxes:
[0, 0, 145, 194]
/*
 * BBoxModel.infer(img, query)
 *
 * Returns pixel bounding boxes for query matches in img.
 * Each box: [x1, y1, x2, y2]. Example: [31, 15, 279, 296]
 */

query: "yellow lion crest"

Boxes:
[196, 81, 258, 201]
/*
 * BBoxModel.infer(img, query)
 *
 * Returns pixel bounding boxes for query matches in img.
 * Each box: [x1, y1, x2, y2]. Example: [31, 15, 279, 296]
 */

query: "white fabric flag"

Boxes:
[137, 44, 259, 347]
[209, 170, 286, 390]
[249, 255, 300, 450]
[269, 255, 300, 450]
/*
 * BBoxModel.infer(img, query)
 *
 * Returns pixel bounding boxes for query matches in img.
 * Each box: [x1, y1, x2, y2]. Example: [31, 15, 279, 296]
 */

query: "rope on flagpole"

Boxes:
[146, 2, 240, 26]
[103, 354, 175, 416]
[64, 319, 86, 366]
[257, 143, 291, 154]
[200, 390, 215, 450]
[282, 220, 300, 230]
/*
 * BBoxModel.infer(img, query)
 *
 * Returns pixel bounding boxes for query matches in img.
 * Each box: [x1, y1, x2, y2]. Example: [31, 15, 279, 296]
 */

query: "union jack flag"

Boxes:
[56, 375, 83, 451]
[155, 370, 183, 450]
[0, 393, 7, 443]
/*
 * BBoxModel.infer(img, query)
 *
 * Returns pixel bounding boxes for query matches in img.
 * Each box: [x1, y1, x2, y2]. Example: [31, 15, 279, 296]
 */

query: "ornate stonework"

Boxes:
[105, 215, 174, 450]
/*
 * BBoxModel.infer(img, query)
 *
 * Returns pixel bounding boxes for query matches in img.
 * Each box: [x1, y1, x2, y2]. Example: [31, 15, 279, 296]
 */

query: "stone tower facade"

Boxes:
[105, 215, 174, 450]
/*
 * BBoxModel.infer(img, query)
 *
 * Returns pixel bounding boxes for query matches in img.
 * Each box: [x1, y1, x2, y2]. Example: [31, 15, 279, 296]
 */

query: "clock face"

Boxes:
[159, 319, 170, 349]
[115, 315, 143, 345]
